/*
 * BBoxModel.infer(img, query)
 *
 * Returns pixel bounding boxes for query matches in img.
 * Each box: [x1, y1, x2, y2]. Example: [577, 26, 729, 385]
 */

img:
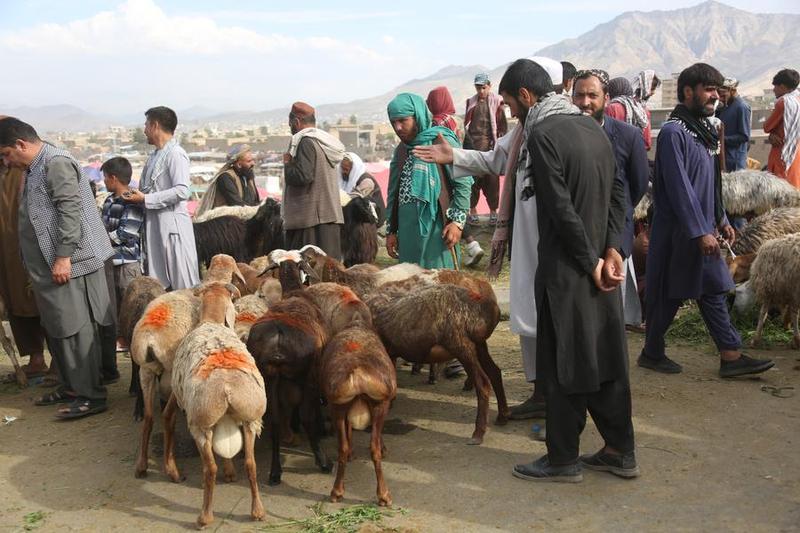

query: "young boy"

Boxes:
[100, 157, 144, 310]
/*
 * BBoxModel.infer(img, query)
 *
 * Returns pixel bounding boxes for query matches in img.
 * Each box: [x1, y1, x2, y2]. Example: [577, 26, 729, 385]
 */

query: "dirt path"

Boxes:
[0, 327, 798, 532]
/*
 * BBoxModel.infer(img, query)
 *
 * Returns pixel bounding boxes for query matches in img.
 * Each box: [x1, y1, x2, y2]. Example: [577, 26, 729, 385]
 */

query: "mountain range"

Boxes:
[5, 1, 798, 132]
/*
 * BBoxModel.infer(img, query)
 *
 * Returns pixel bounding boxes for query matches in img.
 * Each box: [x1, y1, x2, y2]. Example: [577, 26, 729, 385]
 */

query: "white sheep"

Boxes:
[193, 203, 261, 223]
[234, 294, 270, 342]
[130, 289, 200, 478]
[748, 233, 800, 349]
[166, 281, 266, 528]
[722, 169, 800, 216]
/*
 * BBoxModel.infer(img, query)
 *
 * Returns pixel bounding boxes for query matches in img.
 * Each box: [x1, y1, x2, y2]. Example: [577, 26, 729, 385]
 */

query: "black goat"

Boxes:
[341, 196, 378, 267]
[193, 198, 285, 268]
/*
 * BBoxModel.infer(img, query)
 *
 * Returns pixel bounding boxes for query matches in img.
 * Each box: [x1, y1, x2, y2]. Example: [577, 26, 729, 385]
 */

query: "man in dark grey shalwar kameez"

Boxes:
[0, 118, 114, 419]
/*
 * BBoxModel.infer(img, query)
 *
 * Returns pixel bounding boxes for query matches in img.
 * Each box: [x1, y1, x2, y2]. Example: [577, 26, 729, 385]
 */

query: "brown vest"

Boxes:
[283, 138, 344, 230]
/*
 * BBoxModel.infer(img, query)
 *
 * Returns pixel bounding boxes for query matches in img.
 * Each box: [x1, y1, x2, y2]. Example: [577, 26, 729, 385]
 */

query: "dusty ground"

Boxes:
[0, 323, 798, 532]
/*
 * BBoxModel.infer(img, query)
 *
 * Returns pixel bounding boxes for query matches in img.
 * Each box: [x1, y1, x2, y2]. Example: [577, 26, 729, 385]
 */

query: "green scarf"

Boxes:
[387, 93, 460, 234]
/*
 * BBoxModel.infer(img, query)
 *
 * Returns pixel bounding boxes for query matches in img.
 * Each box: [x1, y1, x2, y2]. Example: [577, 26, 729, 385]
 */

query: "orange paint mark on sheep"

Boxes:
[236, 312, 260, 323]
[343, 340, 362, 352]
[141, 303, 171, 328]
[469, 291, 482, 301]
[338, 288, 360, 305]
[255, 311, 321, 338]
[196, 348, 258, 379]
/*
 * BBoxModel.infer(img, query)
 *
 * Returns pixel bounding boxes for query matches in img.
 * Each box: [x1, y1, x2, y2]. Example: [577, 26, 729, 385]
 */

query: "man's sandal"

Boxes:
[55, 399, 107, 420]
[34, 390, 74, 406]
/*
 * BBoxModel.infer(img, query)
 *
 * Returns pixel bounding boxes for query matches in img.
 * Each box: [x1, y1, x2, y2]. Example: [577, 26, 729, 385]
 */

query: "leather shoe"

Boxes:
[513, 455, 582, 483]
[580, 448, 640, 479]
[637, 352, 682, 374]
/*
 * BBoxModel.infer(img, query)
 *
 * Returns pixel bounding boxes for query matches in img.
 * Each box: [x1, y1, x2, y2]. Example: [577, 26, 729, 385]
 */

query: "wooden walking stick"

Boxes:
[0, 297, 27, 388]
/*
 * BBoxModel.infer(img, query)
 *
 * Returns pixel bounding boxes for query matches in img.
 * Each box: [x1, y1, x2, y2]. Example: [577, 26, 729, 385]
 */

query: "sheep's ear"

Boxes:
[299, 260, 321, 284]
[225, 301, 237, 329]
[233, 264, 246, 286]
[225, 283, 241, 299]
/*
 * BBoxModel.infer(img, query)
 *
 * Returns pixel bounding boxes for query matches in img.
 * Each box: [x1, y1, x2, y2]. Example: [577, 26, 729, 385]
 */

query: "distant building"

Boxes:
[660, 73, 681, 110]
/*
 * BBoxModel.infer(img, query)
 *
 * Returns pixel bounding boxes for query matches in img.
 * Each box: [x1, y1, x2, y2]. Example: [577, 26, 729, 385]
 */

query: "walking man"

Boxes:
[639, 63, 773, 377]
[0, 117, 114, 418]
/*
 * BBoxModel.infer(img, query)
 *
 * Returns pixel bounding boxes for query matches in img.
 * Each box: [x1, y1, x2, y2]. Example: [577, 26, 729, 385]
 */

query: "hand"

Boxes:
[592, 258, 616, 292]
[442, 222, 463, 249]
[768, 132, 783, 147]
[602, 248, 625, 288]
[283, 153, 292, 164]
[697, 234, 720, 256]
[386, 234, 399, 259]
[720, 224, 735, 245]
[52, 256, 71, 285]
[123, 189, 145, 204]
[411, 133, 454, 164]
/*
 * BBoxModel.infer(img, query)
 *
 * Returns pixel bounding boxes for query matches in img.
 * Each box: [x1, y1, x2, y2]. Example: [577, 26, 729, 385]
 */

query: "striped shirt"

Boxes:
[101, 194, 144, 265]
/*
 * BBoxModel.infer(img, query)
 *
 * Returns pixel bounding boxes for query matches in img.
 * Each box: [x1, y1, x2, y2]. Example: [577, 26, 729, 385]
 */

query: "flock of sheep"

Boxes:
[117, 230, 507, 528]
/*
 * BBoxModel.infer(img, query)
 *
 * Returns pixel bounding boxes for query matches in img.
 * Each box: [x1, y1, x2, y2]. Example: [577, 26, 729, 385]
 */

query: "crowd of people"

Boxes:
[0, 56, 798, 483]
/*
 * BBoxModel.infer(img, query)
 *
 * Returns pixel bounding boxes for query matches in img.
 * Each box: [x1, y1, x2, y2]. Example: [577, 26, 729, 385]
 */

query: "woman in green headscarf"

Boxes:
[385, 93, 473, 268]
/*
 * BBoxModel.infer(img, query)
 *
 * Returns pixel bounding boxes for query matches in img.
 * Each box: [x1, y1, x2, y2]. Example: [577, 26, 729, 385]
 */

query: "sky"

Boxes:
[1, 0, 799, 115]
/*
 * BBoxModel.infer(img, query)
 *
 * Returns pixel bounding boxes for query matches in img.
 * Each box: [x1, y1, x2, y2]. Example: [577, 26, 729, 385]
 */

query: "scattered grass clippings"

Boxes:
[23, 511, 48, 531]
[261, 503, 408, 533]
[666, 302, 794, 348]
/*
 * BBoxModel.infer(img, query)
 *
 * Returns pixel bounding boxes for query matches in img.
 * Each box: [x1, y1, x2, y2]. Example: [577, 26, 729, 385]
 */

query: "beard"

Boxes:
[690, 92, 716, 117]
[235, 165, 255, 180]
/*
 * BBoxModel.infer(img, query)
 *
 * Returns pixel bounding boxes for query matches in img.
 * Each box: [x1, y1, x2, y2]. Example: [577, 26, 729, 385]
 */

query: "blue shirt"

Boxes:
[716, 97, 751, 171]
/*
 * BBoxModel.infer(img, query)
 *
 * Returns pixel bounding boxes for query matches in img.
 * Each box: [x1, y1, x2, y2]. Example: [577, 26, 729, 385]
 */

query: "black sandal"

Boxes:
[55, 398, 107, 420]
[34, 390, 74, 406]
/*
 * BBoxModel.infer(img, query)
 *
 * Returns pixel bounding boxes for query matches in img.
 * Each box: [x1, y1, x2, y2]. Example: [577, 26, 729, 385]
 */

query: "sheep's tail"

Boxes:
[348, 397, 371, 430]
[212, 414, 243, 458]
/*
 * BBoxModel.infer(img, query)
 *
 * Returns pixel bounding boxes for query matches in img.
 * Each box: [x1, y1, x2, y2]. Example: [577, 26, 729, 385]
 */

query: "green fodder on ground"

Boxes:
[260, 503, 407, 533]
[666, 302, 794, 348]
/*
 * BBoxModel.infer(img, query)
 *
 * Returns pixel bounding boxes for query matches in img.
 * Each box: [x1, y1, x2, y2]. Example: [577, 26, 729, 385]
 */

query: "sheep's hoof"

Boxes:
[330, 490, 343, 503]
[427, 378, 438, 385]
[268, 475, 282, 486]
[251, 506, 266, 522]
[319, 461, 333, 473]
[462, 379, 474, 392]
[378, 493, 392, 507]
[196, 514, 213, 530]
[134, 465, 148, 479]
[791, 336, 800, 350]
[223, 473, 237, 483]
[165, 468, 184, 483]
[466, 435, 484, 446]
[494, 415, 509, 426]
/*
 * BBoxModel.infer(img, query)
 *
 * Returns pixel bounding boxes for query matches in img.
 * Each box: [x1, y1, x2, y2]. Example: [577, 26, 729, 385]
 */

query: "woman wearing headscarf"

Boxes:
[385, 93, 472, 268]
[426, 86, 462, 140]
[337, 151, 385, 225]
[606, 77, 653, 150]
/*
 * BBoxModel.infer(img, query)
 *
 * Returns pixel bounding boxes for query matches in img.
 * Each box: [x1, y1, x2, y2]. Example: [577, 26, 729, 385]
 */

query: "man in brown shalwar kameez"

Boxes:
[0, 158, 54, 381]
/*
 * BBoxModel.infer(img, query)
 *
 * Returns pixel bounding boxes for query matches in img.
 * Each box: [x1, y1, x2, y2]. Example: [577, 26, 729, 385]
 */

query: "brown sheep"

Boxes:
[320, 324, 396, 506]
[365, 283, 509, 445]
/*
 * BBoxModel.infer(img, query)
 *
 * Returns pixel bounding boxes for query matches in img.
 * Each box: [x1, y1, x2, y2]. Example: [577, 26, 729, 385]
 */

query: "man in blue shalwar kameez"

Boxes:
[639, 63, 773, 378]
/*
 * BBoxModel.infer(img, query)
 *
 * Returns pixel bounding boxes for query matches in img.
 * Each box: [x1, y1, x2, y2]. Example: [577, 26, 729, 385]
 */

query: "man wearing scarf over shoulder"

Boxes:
[639, 63, 773, 378]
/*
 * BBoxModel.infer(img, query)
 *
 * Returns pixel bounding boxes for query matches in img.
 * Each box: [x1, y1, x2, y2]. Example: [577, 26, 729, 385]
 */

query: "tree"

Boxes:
[349, 114, 358, 125]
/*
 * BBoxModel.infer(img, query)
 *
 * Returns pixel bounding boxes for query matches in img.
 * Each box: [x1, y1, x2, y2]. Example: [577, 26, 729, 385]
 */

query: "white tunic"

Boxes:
[141, 141, 200, 290]
[453, 126, 538, 338]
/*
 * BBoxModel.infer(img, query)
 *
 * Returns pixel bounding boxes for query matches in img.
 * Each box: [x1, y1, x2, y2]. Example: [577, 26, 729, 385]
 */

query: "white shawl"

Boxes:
[287, 127, 345, 166]
[337, 152, 367, 194]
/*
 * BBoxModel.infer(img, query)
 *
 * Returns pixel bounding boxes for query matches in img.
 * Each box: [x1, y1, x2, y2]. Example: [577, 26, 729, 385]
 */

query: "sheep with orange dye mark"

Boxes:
[320, 322, 396, 506]
[130, 288, 200, 478]
[233, 294, 270, 342]
[166, 281, 266, 529]
[365, 282, 508, 445]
